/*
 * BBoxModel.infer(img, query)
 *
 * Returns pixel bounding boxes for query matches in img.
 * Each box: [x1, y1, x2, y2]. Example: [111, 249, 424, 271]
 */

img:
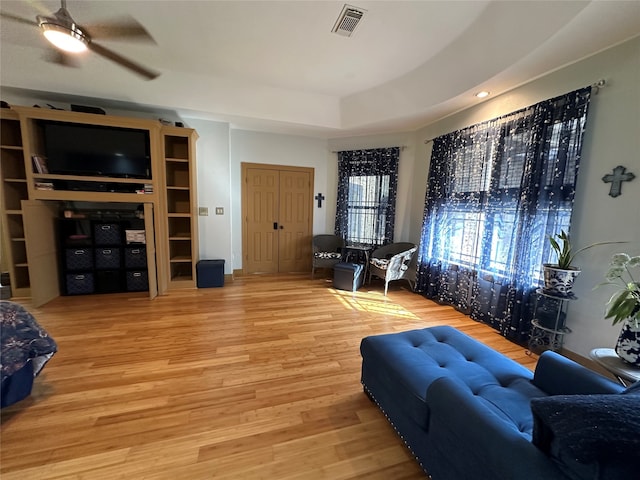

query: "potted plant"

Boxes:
[543, 230, 582, 297]
[599, 253, 640, 365]
[543, 230, 624, 297]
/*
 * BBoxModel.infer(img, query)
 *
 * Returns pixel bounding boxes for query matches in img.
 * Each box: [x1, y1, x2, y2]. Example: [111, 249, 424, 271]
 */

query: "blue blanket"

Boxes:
[1, 301, 57, 407]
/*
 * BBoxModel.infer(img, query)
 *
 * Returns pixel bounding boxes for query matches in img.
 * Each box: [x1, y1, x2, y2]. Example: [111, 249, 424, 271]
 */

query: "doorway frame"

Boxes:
[240, 162, 315, 275]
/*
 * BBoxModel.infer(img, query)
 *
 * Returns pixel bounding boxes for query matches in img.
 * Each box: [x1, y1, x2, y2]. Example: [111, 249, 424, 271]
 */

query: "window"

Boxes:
[416, 88, 592, 341]
[335, 148, 399, 247]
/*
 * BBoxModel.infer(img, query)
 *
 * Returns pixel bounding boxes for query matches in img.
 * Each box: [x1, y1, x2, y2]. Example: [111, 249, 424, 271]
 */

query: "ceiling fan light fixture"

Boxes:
[40, 21, 89, 53]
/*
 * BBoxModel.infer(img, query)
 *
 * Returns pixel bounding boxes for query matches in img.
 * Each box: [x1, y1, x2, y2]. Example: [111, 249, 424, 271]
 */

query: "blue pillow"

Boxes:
[531, 394, 640, 479]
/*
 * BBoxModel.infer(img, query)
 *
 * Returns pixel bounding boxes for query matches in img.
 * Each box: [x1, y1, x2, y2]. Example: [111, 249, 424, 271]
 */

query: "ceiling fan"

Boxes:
[1, 0, 160, 80]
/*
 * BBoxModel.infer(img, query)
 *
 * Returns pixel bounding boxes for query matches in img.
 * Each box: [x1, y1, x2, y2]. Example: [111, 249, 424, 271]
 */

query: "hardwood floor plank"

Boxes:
[0, 449, 131, 480]
[1, 273, 538, 478]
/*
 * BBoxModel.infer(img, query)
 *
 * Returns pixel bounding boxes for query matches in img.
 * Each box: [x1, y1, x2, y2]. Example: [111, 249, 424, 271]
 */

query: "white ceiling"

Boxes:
[1, 0, 639, 138]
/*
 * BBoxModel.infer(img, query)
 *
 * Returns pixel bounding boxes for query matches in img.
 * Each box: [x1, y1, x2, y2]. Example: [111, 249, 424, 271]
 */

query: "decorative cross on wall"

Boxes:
[602, 166, 635, 198]
[315, 193, 325, 208]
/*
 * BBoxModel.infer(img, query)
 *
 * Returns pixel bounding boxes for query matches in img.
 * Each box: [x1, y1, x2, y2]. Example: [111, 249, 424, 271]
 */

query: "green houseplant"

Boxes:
[601, 253, 640, 326]
[543, 230, 582, 297]
[548, 230, 581, 269]
[543, 230, 626, 297]
[599, 253, 640, 365]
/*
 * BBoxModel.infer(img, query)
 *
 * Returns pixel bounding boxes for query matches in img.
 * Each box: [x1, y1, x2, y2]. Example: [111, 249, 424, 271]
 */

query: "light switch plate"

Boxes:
[215, 207, 224, 215]
[198, 207, 208, 216]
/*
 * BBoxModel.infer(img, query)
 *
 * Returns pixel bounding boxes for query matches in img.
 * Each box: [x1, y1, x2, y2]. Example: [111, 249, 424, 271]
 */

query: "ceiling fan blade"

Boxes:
[0, 11, 39, 27]
[83, 17, 156, 43]
[43, 49, 81, 68]
[88, 42, 160, 80]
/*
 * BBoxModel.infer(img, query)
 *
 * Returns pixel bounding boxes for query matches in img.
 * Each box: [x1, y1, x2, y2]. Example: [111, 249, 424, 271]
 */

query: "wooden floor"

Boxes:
[1, 273, 538, 479]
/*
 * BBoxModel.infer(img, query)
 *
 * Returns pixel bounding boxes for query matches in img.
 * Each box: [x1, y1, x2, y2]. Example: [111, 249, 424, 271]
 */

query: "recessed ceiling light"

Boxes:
[475, 91, 490, 99]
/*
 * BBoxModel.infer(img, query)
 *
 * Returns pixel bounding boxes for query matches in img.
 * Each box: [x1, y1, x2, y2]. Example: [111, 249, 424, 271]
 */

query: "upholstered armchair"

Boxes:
[368, 242, 417, 295]
[312, 234, 345, 279]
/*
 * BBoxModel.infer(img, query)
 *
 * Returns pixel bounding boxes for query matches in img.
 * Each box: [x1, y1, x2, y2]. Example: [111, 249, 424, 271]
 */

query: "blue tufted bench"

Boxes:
[360, 325, 631, 480]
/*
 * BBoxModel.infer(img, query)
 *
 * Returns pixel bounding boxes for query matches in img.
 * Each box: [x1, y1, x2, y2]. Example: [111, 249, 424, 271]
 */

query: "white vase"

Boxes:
[615, 319, 640, 366]
[542, 264, 581, 297]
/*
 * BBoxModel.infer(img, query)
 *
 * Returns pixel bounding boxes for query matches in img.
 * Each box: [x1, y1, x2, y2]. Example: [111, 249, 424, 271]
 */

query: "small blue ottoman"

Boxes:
[333, 262, 365, 291]
[197, 259, 225, 288]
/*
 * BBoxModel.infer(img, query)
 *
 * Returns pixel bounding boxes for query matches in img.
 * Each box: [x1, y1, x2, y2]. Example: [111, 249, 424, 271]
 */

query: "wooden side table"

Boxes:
[342, 245, 371, 278]
[589, 348, 640, 386]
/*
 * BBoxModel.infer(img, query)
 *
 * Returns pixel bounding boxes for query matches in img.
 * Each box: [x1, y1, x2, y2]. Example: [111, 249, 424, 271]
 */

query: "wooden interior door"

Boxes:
[242, 163, 313, 274]
[22, 200, 59, 307]
[244, 167, 279, 273]
[278, 169, 312, 272]
[143, 203, 158, 299]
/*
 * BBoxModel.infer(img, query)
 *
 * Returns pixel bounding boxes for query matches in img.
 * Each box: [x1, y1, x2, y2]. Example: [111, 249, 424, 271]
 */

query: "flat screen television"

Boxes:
[41, 121, 151, 179]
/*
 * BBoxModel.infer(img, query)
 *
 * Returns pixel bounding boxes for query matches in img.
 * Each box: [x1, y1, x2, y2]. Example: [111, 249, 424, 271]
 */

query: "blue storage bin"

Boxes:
[333, 262, 365, 292]
[66, 273, 95, 295]
[93, 223, 121, 245]
[124, 247, 147, 269]
[65, 248, 93, 271]
[95, 248, 121, 270]
[126, 271, 149, 292]
[197, 260, 225, 288]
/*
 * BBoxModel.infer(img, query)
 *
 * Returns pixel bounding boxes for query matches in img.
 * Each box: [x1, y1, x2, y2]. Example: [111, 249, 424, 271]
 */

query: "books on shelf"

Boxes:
[31, 154, 48, 174]
[34, 182, 54, 191]
[137, 184, 154, 194]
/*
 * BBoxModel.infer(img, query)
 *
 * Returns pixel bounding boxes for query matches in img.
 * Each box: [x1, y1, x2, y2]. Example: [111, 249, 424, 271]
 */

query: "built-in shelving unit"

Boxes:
[161, 127, 199, 290]
[0, 105, 198, 306]
[0, 110, 30, 297]
[59, 215, 150, 296]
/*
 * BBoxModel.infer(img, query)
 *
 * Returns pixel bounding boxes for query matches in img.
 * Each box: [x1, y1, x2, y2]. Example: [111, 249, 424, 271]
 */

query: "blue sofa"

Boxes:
[360, 325, 640, 480]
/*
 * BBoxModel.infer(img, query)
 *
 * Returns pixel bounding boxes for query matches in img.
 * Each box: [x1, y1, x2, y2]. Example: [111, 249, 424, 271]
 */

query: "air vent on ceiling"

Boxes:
[332, 4, 366, 37]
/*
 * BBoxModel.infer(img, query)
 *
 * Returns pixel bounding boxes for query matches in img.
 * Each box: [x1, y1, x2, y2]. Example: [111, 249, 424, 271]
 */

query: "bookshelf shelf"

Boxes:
[162, 128, 198, 288]
[1, 111, 30, 298]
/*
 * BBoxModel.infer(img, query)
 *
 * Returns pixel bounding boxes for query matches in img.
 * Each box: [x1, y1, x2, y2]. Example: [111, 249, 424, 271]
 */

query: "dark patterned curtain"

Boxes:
[416, 88, 592, 342]
[335, 148, 399, 247]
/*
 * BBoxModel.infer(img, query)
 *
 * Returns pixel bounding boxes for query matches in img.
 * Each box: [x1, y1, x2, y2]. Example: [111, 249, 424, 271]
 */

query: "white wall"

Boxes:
[228, 130, 331, 271]
[411, 37, 640, 357]
[183, 118, 232, 273]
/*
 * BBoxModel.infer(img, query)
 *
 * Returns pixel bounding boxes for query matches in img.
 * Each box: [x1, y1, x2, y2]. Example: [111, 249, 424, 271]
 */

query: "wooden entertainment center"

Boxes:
[0, 105, 199, 306]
